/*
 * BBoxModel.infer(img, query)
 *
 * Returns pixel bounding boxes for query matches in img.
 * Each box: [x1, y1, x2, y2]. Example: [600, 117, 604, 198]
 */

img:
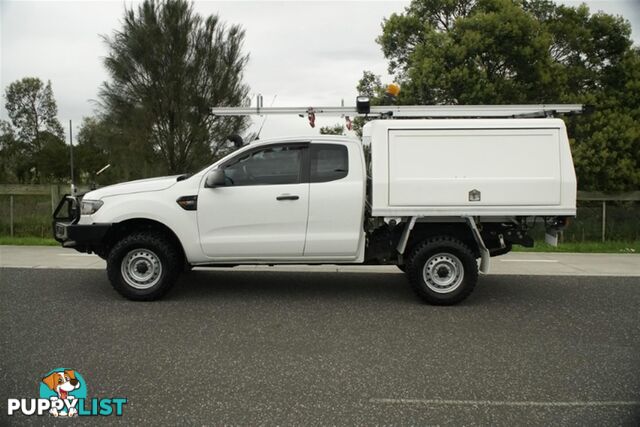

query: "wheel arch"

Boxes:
[404, 222, 480, 259]
[103, 218, 186, 263]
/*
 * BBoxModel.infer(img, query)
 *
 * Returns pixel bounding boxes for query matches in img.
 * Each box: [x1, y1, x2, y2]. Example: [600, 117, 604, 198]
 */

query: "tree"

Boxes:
[1, 77, 67, 183]
[357, 71, 385, 99]
[319, 124, 345, 135]
[360, 0, 640, 190]
[569, 48, 640, 191]
[99, 0, 251, 175]
[4, 78, 64, 143]
[0, 121, 19, 182]
[75, 117, 113, 185]
[351, 71, 386, 137]
[35, 133, 71, 182]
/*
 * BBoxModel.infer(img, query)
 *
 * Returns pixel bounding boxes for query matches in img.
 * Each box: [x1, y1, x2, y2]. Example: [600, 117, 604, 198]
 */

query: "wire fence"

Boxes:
[0, 185, 639, 241]
[569, 191, 640, 242]
[566, 201, 640, 242]
[0, 184, 89, 238]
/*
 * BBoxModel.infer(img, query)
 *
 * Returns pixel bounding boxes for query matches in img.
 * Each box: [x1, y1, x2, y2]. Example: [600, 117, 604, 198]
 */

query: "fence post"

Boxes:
[10, 195, 14, 237]
[50, 185, 60, 213]
[601, 201, 606, 242]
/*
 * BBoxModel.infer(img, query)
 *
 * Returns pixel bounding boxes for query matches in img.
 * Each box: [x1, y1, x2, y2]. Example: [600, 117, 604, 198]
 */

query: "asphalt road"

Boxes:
[1, 268, 639, 426]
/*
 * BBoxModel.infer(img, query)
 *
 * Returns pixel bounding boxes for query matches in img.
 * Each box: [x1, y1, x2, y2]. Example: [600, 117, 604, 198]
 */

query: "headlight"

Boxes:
[81, 200, 104, 215]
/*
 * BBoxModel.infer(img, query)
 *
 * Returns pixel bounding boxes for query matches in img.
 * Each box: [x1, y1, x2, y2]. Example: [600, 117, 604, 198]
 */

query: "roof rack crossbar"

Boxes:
[210, 104, 584, 118]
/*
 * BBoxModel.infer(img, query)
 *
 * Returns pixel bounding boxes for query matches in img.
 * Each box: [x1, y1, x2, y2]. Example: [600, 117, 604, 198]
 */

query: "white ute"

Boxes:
[54, 116, 577, 304]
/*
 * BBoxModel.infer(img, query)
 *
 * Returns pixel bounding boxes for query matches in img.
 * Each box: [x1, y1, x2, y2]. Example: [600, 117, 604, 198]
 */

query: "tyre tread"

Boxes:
[406, 235, 478, 305]
[107, 231, 181, 301]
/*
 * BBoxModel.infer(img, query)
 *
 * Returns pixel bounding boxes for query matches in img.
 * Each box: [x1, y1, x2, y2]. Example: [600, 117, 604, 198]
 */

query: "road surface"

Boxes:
[1, 265, 639, 425]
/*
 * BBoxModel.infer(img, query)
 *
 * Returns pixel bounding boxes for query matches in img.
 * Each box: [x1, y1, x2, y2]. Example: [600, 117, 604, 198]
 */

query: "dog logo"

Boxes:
[39, 368, 86, 417]
[7, 368, 127, 417]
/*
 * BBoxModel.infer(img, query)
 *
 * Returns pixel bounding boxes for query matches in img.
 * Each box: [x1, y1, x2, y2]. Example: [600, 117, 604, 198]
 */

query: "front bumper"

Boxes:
[53, 195, 111, 253]
[54, 222, 111, 248]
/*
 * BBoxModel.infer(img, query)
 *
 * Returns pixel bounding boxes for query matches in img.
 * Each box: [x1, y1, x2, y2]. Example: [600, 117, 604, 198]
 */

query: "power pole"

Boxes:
[69, 120, 76, 195]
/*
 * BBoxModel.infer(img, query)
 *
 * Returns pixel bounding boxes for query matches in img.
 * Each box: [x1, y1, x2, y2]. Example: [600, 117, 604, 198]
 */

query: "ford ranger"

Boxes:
[53, 118, 575, 304]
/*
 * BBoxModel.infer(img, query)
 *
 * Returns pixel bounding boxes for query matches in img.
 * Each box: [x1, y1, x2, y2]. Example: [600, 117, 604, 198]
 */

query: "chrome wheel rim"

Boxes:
[422, 252, 464, 294]
[121, 249, 162, 290]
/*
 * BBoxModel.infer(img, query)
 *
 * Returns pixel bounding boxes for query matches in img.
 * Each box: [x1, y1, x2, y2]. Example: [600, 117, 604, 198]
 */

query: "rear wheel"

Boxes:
[107, 232, 182, 301]
[406, 236, 478, 305]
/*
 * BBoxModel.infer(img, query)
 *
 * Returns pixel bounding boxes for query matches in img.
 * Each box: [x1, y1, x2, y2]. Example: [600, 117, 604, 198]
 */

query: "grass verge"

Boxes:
[514, 240, 638, 253]
[0, 236, 59, 246]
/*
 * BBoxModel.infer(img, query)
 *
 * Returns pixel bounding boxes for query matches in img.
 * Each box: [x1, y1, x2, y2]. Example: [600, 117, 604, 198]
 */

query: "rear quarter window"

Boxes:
[310, 144, 349, 183]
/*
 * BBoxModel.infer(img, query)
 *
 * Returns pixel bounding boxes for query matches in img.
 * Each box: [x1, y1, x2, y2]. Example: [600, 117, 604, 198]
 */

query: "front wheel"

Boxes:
[406, 236, 478, 305]
[107, 232, 182, 301]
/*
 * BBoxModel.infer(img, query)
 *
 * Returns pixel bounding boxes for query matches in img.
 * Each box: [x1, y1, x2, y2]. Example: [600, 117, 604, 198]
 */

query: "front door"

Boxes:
[197, 143, 309, 259]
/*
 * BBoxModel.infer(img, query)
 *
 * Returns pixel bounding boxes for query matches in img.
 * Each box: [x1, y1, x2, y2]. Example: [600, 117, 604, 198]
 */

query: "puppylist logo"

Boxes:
[7, 368, 127, 417]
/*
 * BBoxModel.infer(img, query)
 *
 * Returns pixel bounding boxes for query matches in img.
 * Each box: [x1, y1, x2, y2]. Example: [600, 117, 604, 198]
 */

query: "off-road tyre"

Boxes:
[406, 236, 478, 305]
[107, 232, 182, 301]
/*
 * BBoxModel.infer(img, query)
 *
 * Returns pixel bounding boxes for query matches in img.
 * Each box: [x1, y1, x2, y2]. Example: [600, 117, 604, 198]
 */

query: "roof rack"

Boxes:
[211, 103, 585, 119]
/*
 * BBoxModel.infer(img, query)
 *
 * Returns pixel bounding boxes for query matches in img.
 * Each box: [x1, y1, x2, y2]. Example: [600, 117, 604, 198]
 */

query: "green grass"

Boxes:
[514, 240, 638, 253]
[0, 236, 59, 246]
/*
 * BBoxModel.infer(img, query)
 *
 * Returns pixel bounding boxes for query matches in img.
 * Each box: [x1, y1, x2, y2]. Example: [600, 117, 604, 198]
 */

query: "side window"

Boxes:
[310, 144, 349, 183]
[224, 145, 304, 186]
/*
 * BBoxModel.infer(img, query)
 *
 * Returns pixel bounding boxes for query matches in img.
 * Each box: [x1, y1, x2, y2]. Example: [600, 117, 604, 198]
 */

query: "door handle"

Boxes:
[276, 195, 299, 201]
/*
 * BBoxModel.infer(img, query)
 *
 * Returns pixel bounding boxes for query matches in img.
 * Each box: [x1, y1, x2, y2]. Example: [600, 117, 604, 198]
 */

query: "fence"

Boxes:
[0, 184, 639, 241]
[0, 184, 90, 238]
[573, 191, 640, 242]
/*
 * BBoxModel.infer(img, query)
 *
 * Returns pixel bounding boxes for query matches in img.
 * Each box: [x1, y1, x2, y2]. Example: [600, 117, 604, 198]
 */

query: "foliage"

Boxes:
[357, 71, 385, 99]
[568, 48, 640, 191]
[4, 78, 64, 142]
[73, 117, 113, 185]
[351, 71, 386, 137]
[319, 124, 346, 135]
[0, 121, 18, 183]
[360, 0, 640, 190]
[99, 0, 251, 175]
[34, 133, 71, 182]
[0, 77, 68, 183]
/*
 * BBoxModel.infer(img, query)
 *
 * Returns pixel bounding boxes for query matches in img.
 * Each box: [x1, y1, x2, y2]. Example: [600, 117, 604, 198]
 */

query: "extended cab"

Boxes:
[53, 118, 576, 304]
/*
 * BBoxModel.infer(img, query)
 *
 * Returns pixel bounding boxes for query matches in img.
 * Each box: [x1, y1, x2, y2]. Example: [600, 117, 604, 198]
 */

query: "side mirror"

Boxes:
[205, 169, 226, 188]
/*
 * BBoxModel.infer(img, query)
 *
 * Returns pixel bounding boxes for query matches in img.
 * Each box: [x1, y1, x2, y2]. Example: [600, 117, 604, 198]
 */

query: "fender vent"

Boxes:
[176, 195, 198, 211]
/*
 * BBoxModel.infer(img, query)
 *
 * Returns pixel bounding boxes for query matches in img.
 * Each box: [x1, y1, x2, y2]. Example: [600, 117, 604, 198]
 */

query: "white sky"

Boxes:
[1, 0, 638, 142]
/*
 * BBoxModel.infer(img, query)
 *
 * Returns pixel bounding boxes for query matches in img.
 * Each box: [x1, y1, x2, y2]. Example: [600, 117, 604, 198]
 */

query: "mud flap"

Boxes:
[464, 216, 490, 274]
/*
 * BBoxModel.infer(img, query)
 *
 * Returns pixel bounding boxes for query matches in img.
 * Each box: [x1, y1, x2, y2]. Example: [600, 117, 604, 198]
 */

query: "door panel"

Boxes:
[198, 184, 309, 258]
[303, 143, 364, 257]
[197, 143, 309, 259]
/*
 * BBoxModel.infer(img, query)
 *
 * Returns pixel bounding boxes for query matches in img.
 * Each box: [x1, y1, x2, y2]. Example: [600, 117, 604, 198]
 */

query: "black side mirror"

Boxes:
[205, 169, 226, 188]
